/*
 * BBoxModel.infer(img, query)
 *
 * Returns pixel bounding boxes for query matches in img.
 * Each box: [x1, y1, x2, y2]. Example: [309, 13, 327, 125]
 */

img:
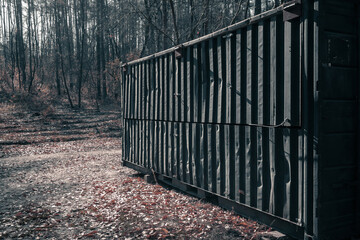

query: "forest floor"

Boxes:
[0, 99, 281, 239]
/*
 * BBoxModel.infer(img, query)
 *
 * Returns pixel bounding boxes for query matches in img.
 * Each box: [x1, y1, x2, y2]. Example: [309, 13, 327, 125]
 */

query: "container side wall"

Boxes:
[122, 6, 310, 239]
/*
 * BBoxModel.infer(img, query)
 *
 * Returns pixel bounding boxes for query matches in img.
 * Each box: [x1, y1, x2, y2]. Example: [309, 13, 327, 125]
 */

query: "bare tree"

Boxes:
[0, 0, 279, 107]
[15, 0, 26, 90]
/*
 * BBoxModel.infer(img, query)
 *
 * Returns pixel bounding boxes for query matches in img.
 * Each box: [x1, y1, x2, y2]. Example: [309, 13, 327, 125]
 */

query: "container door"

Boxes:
[318, 0, 360, 239]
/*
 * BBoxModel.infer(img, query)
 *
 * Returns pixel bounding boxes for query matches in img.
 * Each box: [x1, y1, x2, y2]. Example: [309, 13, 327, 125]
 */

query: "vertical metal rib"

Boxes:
[186, 122, 192, 183]
[187, 47, 193, 122]
[137, 63, 140, 119]
[146, 61, 150, 120]
[181, 123, 187, 182]
[155, 121, 160, 172]
[208, 39, 215, 124]
[175, 56, 180, 122]
[164, 121, 168, 175]
[174, 123, 179, 179]
[215, 124, 221, 194]
[130, 66, 134, 119]
[217, 36, 224, 124]
[152, 59, 156, 120]
[201, 41, 210, 123]
[257, 21, 264, 210]
[291, 18, 301, 222]
[283, 20, 292, 220]
[131, 120, 134, 163]
[134, 64, 138, 119]
[269, 16, 277, 214]
[219, 124, 226, 196]
[251, 24, 259, 208]
[194, 123, 200, 186]
[274, 15, 285, 217]
[179, 123, 183, 180]
[240, 28, 247, 204]
[149, 60, 154, 120]
[164, 56, 168, 121]
[159, 57, 163, 121]
[167, 122, 172, 176]
[205, 125, 211, 191]
[193, 45, 199, 122]
[262, 19, 271, 212]
[199, 124, 205, 188]
[134, 119, 138, 165]
[234, 125, 240, 202]
[159, 121, 164, 174]
[190, 123, 196, 185]
[181, 49, 187, 122]
[228, 30, 236, 199]
[169, 54, 174, 121]
[155, 58, 159, 120]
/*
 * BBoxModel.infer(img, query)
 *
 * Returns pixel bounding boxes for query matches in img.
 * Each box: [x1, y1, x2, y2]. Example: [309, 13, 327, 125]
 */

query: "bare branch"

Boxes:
[128, 1, 176, 47]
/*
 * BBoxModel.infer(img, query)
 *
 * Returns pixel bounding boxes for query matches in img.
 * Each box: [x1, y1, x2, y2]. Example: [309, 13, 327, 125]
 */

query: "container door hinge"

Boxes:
[283, 0, 302, 22]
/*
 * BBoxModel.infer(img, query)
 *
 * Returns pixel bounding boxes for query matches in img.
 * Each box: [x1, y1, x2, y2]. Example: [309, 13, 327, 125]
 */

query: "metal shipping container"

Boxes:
[121, 0, 360, 239]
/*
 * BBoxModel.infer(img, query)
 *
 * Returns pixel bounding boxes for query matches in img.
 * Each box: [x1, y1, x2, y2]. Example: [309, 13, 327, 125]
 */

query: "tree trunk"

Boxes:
[169, 0, 179, 45]
[54, 2, 61, 96]
[64, 0, 74, 91]
[189, 0, 194, 40]
[77, 0, 86, 108]
[162, 0, 168, 49]
[15, 0, 26, 91]
[56, 1, 73, 107]
[100, 0, 107, 99]
[27, 0, 35, 93]
[203, 0, 210, 35]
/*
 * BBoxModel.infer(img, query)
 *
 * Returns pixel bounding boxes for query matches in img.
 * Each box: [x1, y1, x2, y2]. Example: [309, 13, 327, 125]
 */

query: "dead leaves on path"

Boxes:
[0, 139, 270, 239]
[0, 104, 271, 239]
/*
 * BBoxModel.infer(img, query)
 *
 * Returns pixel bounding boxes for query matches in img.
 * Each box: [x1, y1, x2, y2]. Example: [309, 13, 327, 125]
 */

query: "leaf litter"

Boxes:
[0, 104, 273, 239]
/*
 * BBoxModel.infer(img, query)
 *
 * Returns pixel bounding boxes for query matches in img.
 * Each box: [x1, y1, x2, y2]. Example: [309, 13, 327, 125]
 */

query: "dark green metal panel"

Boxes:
[121, 1, 360, 239]
[123, 8, 305, 239]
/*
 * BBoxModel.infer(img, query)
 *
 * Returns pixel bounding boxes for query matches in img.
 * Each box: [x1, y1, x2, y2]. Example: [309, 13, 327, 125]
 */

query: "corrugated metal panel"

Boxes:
[317, 1, 360, 239]
[123, 8, 304, 238]
[122, 1, 360, 239]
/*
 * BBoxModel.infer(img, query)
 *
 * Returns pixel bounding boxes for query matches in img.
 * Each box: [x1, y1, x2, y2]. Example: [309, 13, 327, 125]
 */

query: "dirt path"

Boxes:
[0, 145, 130, 239]
[0, 103, 275, 239]
[0, 103, 122, 147]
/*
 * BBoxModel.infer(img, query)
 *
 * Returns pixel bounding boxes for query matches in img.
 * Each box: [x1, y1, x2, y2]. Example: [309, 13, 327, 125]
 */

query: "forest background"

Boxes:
[0, 0, 283, 111]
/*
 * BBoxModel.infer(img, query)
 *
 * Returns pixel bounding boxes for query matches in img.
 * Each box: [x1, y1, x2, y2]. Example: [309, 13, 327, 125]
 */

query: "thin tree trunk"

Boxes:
[77, 0, 86, 108]
[169, 0, 179, 45]
[189, 0, 194, 39]
[96, 0, 101, 99]
[100, 0, 106, 99]
[27, 0, 34, 93]
[15, 0, 26, 90]
[162, 0, 168, 49]
[203, 0, 209, 35]
[54, 2, 61, 96]
[60, 47, 74, 108]
[56, 2, 73, 107]
[64, 0, 74, 91]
